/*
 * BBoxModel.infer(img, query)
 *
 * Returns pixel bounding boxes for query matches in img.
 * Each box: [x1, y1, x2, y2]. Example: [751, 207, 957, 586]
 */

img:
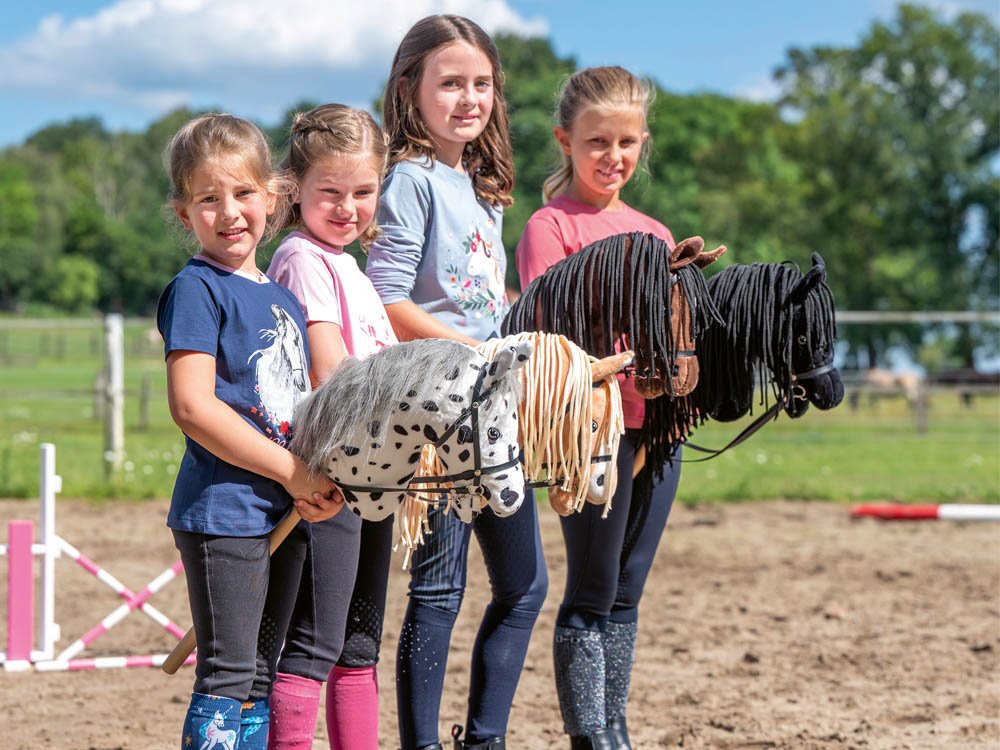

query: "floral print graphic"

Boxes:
[445, 220, 509, 321]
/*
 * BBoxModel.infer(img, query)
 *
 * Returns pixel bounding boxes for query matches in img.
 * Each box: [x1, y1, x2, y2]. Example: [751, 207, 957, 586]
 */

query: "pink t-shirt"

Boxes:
[516, 195, 675, 429]
[267, 232, 398, 360]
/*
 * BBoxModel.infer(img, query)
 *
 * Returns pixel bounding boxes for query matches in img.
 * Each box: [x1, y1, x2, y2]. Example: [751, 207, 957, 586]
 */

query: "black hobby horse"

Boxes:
[692, 251, 845, 423]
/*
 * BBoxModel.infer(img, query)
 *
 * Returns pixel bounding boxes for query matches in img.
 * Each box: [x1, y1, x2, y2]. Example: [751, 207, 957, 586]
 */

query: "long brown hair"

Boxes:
[542, 66, 654, 203]
[383, 14, 514, 208]
[282, 103, 389, 250]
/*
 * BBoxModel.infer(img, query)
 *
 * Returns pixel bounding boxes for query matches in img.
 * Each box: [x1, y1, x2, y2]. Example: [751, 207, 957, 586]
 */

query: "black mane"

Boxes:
[504, 232, 722, 476]
[692, 259, 838, 420]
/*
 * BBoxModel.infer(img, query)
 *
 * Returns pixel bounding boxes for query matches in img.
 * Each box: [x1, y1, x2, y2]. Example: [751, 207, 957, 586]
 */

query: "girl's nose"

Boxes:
[220, 196, 239, 220]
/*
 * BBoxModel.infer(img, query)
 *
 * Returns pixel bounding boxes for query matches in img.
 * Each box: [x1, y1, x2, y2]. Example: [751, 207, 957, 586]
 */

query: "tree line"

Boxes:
[0, 4, 995, 370]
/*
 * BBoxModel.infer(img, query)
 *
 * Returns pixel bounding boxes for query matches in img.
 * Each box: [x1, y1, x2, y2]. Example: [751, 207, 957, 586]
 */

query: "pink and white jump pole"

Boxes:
[2, 443, 194, 672]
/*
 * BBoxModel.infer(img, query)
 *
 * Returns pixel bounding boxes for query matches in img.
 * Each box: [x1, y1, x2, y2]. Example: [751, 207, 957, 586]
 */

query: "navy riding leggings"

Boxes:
[557, 430, 681, 631]
[396, 488, 548, 748]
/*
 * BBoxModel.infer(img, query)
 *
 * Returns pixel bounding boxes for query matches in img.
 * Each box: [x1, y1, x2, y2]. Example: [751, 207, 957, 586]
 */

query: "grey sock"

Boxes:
[553, 625, 606, 736]
[603, 620, 637, 721]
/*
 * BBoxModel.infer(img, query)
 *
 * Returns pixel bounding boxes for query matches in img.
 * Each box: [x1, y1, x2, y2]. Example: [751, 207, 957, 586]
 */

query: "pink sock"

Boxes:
[268, 671, 323, 749]
[326, 665, 379, 750]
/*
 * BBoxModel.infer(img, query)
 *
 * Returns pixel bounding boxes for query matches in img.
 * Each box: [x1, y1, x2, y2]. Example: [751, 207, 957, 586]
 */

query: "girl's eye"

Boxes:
[199, 196, 216, 204]
[798, 335, 808, 345]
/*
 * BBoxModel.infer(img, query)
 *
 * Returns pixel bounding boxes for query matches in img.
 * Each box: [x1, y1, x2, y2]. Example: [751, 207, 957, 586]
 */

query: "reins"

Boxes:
[678, 355, 835, 462]
[335, 362, 518, 500]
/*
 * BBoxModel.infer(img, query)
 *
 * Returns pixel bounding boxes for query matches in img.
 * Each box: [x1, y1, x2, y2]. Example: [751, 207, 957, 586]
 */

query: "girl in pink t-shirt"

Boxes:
[515, 66, 683, 749]
[265, 103, 397, 750]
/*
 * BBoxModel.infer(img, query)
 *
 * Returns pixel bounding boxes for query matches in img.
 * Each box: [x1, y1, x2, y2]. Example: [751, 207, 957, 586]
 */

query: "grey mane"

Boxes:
[290, 339, 519, 474]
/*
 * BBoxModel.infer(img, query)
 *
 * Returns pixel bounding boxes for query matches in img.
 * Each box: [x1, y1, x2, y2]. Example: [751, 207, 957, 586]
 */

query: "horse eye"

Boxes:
[487, 426, 501, 441]
[797, 335, 808, 345]
[591, 420, 598, 433]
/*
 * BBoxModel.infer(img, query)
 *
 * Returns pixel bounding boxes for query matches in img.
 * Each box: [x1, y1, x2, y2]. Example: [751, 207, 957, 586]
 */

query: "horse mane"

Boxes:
[289, 339, 520, 475]
[695, 260, 837, 413]
[395, 332, 626, 566]
[503, 231, 722, 474]
[480, 332, 623, 509]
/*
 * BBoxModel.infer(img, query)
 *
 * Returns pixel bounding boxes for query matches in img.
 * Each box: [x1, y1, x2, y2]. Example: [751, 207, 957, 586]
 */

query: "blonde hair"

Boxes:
[164, 113, 289, 244]
[383, 14, 514, 208]
[542, 66, 654, 203]
[281, 103, 389, 251]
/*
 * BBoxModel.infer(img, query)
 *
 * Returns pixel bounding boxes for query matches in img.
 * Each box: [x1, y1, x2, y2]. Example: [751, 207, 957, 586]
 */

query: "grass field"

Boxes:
[1, 319, 997, 504]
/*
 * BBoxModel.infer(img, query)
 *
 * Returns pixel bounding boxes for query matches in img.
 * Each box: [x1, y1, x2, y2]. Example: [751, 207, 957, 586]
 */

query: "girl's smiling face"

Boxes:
[297, 155, 380, 249]
[412, 41, 495, 169]
[174, 160, 275, 273]
[555, 105, 648, 209]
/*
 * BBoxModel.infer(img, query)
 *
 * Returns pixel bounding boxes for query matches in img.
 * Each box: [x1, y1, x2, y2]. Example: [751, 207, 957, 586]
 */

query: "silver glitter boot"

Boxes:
[553, 626, 606, 737]
[603, 620, 637, 749]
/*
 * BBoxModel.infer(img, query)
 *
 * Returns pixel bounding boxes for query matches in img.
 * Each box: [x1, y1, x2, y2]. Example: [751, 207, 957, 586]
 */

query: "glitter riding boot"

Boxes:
[553, 625, 606, 737]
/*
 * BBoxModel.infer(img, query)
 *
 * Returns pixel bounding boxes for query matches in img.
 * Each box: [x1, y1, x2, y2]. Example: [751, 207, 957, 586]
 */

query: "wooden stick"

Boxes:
[632, 444, 646, 479]
[161, 508, 303, 674]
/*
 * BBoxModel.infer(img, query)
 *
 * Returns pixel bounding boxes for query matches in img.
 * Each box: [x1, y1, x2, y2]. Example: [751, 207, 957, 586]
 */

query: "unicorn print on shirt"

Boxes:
[248, 304, 309, 443]
[445, 218, 508, 323]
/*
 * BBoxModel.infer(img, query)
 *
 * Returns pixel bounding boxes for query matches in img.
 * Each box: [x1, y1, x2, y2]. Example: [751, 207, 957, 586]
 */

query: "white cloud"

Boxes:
[1, 0, 548, 116]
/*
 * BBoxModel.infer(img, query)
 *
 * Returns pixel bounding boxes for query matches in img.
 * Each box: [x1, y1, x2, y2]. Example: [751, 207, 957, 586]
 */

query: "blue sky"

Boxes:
[0, 0, 996, 148]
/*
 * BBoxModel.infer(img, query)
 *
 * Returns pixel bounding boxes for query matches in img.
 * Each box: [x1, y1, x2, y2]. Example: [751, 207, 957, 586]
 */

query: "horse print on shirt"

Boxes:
[248, 304, 309, 443]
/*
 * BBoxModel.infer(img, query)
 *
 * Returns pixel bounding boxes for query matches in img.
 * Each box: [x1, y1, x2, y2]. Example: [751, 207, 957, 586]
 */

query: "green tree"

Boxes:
[0, 162, 41, 310]
[494, 34, 576, 285]
[775, 3, 999, 367]
[628, 91, 809, 267]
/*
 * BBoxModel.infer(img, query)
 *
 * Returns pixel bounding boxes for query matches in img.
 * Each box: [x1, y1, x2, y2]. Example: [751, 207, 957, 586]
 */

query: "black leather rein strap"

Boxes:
[336, 361, 517, 499]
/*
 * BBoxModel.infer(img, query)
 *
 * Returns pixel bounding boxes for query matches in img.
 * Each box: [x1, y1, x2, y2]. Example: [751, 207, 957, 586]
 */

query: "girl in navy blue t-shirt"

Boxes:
[157, 113, 343, 749]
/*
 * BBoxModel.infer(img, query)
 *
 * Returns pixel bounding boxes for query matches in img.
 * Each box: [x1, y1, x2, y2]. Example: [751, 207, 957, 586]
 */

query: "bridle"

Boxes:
[526, 379, 615, 490]
[335, 362, 520, 502]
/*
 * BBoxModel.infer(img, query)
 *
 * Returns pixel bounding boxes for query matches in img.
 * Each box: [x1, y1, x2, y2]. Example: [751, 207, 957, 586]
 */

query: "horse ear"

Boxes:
[668, 236, 704, 271]
[590, 350, 633, 380]
[485, 340, 533, 381]
[787, 254, 826, 305]
[694, 244, 727, 269]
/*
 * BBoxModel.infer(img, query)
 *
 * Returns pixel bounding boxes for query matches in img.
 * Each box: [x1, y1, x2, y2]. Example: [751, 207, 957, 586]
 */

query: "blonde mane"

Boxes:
[395, 332, 625, 566]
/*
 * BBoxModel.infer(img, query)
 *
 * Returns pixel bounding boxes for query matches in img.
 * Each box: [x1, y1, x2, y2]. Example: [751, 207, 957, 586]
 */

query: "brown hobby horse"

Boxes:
[503, 232, 725, 477]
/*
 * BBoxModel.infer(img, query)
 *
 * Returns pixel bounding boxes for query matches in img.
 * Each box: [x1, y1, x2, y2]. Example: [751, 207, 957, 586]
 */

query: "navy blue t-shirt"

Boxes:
[157, 258, 311, 536]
